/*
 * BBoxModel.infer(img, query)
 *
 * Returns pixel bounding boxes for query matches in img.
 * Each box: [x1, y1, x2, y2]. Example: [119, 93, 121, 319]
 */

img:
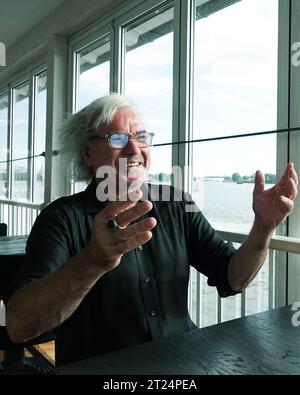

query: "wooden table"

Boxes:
[54, 305, 300, 375]
[0, 235, 27, 255]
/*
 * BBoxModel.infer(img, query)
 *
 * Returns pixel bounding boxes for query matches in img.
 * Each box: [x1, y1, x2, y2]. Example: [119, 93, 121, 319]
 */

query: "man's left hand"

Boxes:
[253, 163, 298, 234]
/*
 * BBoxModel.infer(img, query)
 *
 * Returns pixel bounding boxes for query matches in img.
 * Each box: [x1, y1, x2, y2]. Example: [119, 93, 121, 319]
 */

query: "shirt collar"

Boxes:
[83, 178, 107, 215]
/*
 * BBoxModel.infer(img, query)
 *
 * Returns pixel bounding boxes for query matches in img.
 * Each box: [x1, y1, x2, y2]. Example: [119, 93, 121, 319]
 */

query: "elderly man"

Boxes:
[5, 94, 298, 366]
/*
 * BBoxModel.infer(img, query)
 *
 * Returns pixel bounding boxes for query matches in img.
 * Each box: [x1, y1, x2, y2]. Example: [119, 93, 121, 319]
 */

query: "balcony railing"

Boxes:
[0, 199, 44, 236]
[188, 229, 300, 328]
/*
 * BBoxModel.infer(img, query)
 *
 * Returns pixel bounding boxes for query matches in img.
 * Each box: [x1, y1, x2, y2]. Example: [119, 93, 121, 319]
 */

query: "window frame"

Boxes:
[0, 61, 47, 203]
[0, 90, 9, 199]
[68, 23, 113, 114]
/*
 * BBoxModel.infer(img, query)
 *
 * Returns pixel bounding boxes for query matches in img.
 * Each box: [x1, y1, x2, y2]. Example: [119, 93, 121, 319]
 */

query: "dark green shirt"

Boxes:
[7, 180, 237, 366]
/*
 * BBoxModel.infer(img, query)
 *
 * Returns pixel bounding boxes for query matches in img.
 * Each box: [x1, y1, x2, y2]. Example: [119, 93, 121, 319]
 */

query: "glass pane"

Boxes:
[200, 273, 217, 327]
[125, 6, 174, 144]
[246, 259, 270, 315]
[148, 145, 172, 184]
[221, 294, 241, 322]
[188, 267, 218, 328]
[0, 94, 8, 199]
[12, 82, 30, 201]
[78, 37, 110, 110]
[33, 71, 47, 203]
[74, 180, 89, 194]
[74, 38, 111, 193]
[194, 0, 278, 139]
[191, 134, 276, 233]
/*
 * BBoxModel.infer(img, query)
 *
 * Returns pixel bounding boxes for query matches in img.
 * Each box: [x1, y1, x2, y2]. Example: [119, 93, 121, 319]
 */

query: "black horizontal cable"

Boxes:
[0, 152, 45, 165]
[152, 126, 300, 147]
[0, 150, 59, 165]
[1, 127, 299, 163]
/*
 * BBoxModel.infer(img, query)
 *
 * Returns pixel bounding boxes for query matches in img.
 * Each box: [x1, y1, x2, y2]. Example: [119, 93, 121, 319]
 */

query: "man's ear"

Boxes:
[81, 146, 92, 167]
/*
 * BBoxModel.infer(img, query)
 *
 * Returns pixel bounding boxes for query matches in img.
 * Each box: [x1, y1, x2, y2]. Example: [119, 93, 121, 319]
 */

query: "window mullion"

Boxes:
[8, 87, 14, 200]
[111, 23, 124, 94]
[28, 73, 35, 202]
[172, 0, 194, 189]
[287, 0, 300, 304]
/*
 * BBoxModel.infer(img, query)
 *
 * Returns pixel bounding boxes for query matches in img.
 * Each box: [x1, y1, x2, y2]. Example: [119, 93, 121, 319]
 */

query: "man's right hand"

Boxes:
[84, 190, 157, 271]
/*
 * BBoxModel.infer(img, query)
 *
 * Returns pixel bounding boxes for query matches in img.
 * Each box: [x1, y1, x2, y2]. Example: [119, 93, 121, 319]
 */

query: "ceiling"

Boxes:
[0, 0, 66, 49]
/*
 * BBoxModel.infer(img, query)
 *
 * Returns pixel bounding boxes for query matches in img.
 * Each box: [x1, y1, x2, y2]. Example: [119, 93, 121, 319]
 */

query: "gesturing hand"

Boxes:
[252, 163, 298, 233]
[85, 190, 157, 271]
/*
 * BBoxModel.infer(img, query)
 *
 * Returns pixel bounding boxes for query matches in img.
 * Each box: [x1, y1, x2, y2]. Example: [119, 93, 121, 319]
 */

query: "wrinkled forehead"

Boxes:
[101, 107, 144, 133]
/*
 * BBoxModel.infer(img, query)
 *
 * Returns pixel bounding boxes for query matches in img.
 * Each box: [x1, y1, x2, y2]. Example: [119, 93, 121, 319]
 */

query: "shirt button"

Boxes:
[137, 245, 143, 251]
[150, 310, 157, 317]
[144, 276, 151, 284]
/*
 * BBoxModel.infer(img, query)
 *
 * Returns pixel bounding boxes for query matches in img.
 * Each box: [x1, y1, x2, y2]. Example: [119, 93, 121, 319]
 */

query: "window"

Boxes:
[0, 94, 8, 199]
[192, 0, 278, 232]
[77, 37, 110, 110]
[191, 135, 276, 233]
[0, 67, 47, 204]
[124, 6, 174, 146]
[148, 145, 172, 185]
[72, 36, 111, 193]
[12, 82, 30, 201]
[123, 5, 174, 184]
[194, 0, 278, 139]
[189, 0, 279, 326]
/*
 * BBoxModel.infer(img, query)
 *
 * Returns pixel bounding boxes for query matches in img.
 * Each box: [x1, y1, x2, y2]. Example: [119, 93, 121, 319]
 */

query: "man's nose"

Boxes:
[123, 138, 141, 155]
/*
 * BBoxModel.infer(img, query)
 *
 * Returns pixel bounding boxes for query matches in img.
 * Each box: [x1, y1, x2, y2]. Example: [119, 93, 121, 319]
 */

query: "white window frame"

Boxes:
[0, 61, 47, 204]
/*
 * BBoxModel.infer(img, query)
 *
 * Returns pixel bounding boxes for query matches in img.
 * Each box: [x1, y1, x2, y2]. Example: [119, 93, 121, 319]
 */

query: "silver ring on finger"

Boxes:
[106, 218, 124, 230]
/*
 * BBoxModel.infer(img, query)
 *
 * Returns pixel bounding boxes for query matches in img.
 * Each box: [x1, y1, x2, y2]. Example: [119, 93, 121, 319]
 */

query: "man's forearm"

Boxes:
[227, 220, 273, 292]
[6, 249, 108, 343]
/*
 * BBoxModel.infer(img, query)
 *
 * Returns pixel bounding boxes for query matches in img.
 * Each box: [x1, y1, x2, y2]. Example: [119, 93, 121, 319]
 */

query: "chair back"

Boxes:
[0, 223, 7, 237]
[0, 253, 55, 374]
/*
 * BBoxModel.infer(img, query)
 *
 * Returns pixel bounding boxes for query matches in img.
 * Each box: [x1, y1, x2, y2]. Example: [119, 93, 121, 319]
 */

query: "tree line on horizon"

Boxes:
[226, 173, 276, 184]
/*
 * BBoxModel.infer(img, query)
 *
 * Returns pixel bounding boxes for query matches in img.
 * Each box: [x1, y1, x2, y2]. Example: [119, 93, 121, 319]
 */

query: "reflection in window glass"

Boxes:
[125, 7, 174, 144]
[12, 82, 30, 201]
[77, 37, 110, 110]
[33, 71, 47, 203]
[194, 0, 278, 139]
[0, 94, 8, 199]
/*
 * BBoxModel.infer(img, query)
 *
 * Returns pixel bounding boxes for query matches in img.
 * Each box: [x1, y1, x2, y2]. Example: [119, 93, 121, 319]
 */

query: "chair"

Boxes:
[0, 223, 8, 237]
[0, 326, 54, 375]
[0, 253, 55, 374]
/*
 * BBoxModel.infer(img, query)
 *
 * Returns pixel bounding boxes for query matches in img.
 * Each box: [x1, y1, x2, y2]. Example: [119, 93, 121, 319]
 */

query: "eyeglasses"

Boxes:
[88, 131, 154, 149]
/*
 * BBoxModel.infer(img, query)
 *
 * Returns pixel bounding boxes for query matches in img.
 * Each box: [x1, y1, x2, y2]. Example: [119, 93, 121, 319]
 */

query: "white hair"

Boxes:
[59, 93, 136, 181]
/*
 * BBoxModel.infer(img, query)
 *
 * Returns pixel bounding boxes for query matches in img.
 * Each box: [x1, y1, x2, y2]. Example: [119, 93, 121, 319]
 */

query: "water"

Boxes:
[193, 180, 255, 233]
